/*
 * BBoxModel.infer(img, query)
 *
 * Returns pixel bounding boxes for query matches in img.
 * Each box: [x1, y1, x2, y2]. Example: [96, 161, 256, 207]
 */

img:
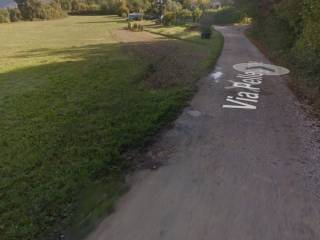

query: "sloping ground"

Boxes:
[112, 28, 221, 88]
[0, 16, 223, 240]
[67, 27, 223, 240]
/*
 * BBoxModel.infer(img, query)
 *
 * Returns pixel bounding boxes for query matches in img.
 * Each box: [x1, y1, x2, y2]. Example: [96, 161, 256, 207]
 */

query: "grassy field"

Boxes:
[144, 23, 224, 66]
[145, 24, 207, 43]
[0, 16, 223, 240]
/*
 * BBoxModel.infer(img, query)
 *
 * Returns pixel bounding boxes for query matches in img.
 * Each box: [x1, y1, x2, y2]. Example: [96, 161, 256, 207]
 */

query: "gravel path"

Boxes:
[86, 25, 320, 240]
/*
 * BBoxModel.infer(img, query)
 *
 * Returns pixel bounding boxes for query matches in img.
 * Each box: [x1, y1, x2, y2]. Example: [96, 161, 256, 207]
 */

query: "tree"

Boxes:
[192, 6, 202, 22]
[118, 1, 129, 16]
[15, 0, 65, 20]
[165, 0, 182, 13]
[0, 9, 10, 23]
[61, 0, 72, 11]
[9, 8, 22, 21]
[178, 8, 192, 21]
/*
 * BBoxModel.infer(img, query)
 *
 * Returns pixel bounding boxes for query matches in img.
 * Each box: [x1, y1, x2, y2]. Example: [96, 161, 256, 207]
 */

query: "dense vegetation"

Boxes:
[0, 15, 223, 240]
[0, 0, 215, 23]
[202, 6, 246, 25]
[234, 0, 320, 107]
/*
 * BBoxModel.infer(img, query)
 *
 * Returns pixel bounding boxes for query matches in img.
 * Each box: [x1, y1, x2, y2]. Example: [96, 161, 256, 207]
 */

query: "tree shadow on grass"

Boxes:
[0, 36, 215, 240]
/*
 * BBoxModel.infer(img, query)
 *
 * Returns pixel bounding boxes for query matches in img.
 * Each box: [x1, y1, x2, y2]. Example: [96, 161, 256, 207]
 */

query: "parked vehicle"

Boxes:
[128, 13, 143, 21]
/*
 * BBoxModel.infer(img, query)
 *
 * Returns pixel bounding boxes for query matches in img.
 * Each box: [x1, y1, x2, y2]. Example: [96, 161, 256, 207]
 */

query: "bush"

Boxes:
[0, 9, 10, 23]
[237, 0, 320, 103]
[100, 3, 110, 13]
[212, 6, 243, 25]
[128, 21, 143, 31]
[61, 0, 72, 12]
[290, 0, 320, 88]
[71, 0, 81, 13]
[165, 0, 182, 13]
[199, 11, 214, 39]
[163, 11, 176, 26]
[118, 2, 129, 17]
[199, 11, 214, 28]
[78, 2, 88, 13]
[16, 0, 66, 20]
[178, 8, 192, 23]
[9, 8, 22, 22]
[87, 3, 101, 13]
[200, 25, 212, 39]
[193, 7, 203, 22]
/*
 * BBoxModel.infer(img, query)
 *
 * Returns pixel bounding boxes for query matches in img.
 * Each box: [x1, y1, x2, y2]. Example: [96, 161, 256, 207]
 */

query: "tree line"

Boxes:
[0, 0, 218, 23]
[0, 0, 66, 22]
[234, 0, 320, 100]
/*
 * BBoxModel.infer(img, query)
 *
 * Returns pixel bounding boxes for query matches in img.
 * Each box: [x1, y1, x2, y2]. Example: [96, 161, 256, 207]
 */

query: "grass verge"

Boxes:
[144, 23, 224, 69]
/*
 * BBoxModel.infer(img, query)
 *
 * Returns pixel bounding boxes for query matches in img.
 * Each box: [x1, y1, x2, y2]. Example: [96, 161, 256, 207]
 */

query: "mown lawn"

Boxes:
[0, 16, 223, 240]
[146, 25, 203, 42]
[144, 23, 224, 67]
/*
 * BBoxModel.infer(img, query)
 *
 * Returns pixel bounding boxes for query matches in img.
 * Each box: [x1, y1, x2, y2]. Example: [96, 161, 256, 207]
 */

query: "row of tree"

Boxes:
[0, 0, 67, 23]
[0, 0, 221, 23]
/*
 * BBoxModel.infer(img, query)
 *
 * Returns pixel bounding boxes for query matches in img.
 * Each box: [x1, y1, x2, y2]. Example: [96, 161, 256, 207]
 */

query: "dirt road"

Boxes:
[86, 26, 320, 240]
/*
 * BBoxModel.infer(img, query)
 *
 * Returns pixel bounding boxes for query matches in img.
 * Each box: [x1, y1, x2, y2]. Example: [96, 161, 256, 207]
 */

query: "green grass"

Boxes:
[0, 16, 223, 240]
[146, 25, 204, 43]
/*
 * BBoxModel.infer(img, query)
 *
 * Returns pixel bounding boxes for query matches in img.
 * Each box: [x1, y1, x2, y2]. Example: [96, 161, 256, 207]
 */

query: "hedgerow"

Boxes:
[235, 0, 320, 105]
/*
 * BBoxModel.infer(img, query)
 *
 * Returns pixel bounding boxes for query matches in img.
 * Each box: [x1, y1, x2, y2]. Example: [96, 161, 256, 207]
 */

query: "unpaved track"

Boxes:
[87, 26, 320, 240]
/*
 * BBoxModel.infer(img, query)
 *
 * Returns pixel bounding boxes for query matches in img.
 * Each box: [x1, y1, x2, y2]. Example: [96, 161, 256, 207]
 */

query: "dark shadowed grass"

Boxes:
[0, 43, 193, 240]
[143, 23, 224, 69]
[0, 16, 223, 240]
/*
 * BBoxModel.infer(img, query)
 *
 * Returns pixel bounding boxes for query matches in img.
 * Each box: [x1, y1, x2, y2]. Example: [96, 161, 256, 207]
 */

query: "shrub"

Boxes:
[192, 7, 203, 22]
[78, 2, 88, 13]
[200, 25, 212, 39]
[163, 11, 176, 26]
[199, 11, 214, 28]
[118, 2, 129, 17]
[9, 8, 22, 22]
[61, 0, 72, 12]
[290, 0, 320, 87]
[100, 0, 119, 14]
[87, 3, 101, 13]
[128, 21, 143, 31]
[212, 6, 243, 25]
[236, 0, 320, 101]
[0, 9, 10, 23]
[16, 0, 66, 20]
[165, 0, 182, 13]
[100, 3, 110, 13]
[71, 0, 81, 13]
[178, 8, 192, 22]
